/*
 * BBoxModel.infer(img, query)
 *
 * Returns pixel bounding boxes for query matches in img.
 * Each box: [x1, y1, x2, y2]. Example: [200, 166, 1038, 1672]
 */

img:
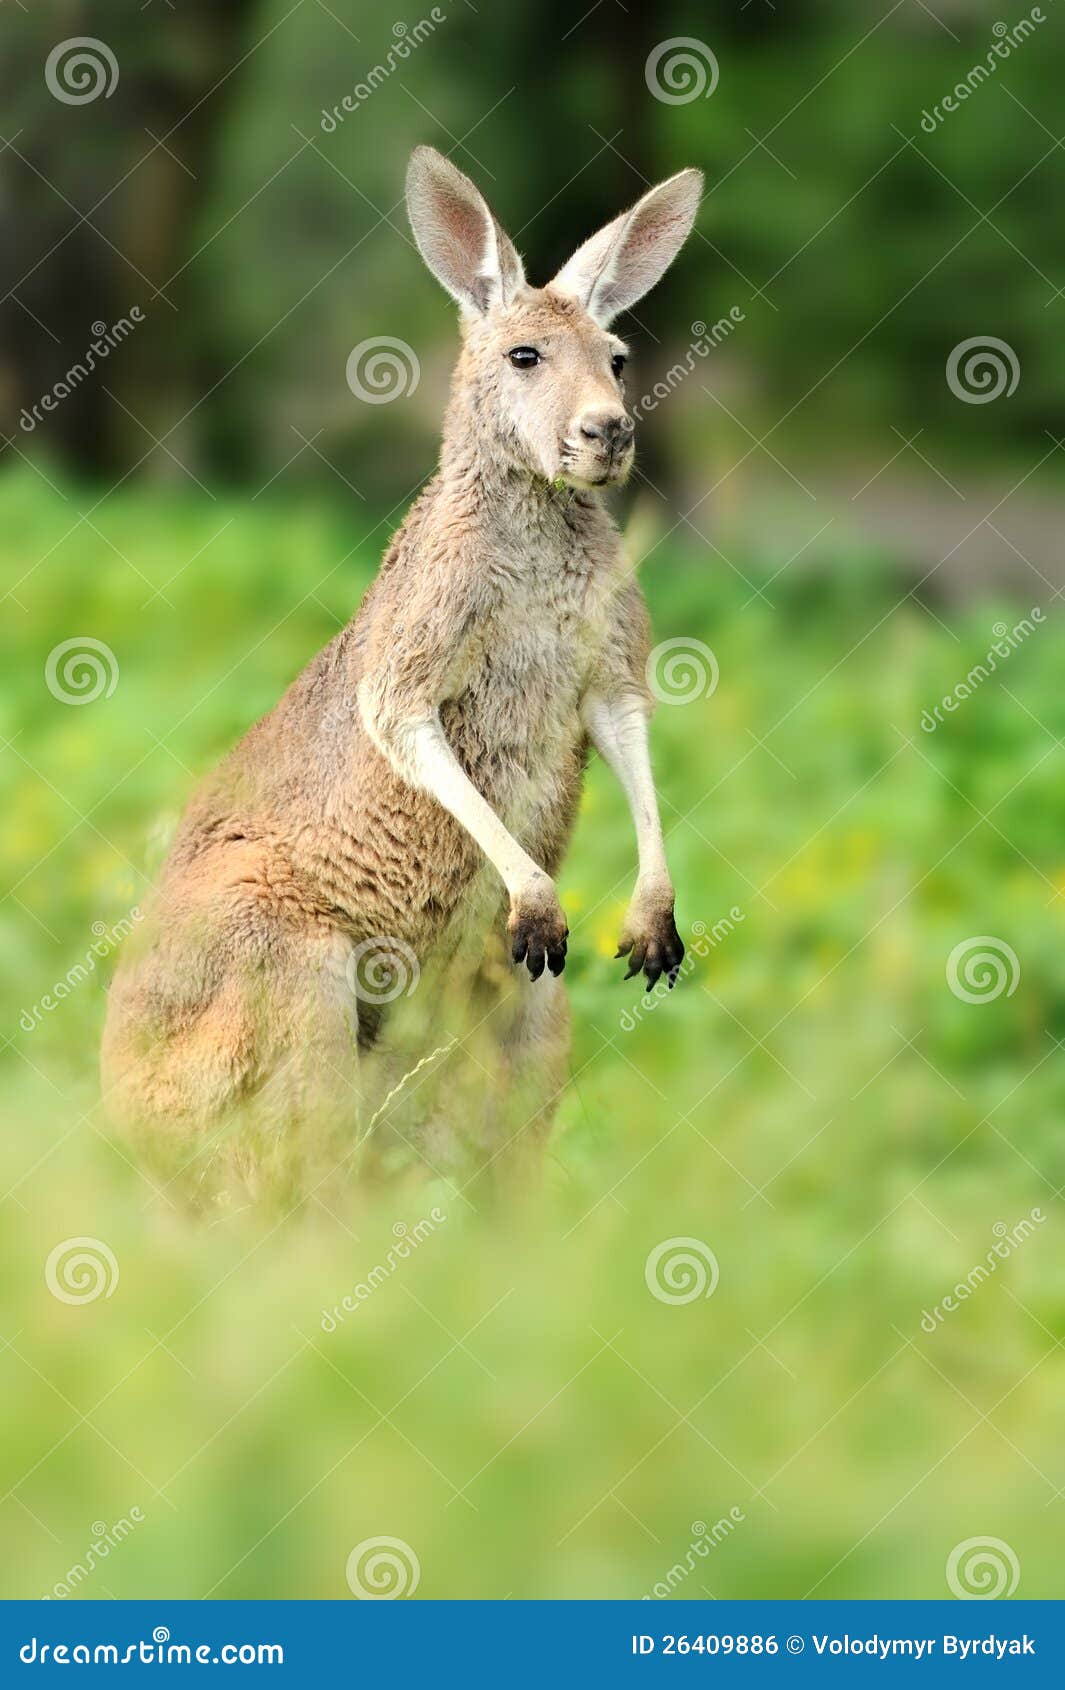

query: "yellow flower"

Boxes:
[593, 900, 628, 959]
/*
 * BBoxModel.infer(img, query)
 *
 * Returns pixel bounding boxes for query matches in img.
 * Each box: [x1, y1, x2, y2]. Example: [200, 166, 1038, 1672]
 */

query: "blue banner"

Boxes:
[3, 1600, 1061, 1682]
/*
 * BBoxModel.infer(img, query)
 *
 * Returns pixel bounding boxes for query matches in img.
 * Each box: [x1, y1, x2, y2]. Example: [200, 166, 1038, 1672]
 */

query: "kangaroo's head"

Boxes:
[406, 146, 702, 492]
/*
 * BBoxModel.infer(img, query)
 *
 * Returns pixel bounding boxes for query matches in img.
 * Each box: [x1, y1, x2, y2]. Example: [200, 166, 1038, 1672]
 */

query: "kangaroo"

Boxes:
[101, 147, 701, 1178]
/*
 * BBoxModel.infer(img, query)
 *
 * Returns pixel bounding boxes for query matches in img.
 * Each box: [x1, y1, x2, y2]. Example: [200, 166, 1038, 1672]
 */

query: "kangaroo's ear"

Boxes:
[550, 168, 703, 326]
[406, 146, 525, 317]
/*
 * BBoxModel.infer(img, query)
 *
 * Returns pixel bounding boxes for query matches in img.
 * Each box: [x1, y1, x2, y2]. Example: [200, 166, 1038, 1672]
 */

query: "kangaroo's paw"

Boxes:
[616, 878, 684, 990]
[508, 873, 568, 980]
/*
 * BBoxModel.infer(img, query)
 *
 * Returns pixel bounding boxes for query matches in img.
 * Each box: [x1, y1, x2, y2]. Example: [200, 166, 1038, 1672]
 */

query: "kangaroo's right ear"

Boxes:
[406, 146, 525, 317]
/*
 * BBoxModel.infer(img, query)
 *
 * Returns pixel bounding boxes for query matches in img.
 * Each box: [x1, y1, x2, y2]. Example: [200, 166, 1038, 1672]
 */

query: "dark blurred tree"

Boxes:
[0, 0, 261, 475]
[2, 0, 1063, 495]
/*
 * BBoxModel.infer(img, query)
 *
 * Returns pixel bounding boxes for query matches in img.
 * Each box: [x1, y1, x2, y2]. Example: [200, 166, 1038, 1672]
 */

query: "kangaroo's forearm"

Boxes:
[360, 694, 545, 896]
[583, 692, 671, 888]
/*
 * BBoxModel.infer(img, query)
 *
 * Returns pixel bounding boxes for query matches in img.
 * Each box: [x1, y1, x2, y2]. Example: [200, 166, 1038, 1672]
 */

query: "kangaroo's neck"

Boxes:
[436, 390, 614, 555]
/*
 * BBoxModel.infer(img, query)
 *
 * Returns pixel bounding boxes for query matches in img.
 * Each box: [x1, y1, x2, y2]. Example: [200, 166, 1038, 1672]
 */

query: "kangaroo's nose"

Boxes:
[579, 410, 635, 450]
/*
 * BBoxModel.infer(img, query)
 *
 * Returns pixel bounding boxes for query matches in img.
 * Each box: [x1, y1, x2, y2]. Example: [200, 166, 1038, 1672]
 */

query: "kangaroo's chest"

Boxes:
[451, 555, 610, 768]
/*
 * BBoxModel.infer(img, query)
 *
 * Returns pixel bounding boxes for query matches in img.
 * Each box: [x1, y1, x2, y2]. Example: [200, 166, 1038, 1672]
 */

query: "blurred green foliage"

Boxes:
[2, 472, 1064, 1597]
[4, 0, 1065, 1606]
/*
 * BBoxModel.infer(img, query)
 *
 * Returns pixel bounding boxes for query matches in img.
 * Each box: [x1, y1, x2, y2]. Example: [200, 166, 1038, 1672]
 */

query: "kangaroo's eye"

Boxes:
[611, 353, 627, 379]
[508, 346, 541, 369]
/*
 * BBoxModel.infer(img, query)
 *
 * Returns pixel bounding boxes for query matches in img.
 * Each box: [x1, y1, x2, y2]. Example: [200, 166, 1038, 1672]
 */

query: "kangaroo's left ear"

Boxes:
[550, 168, 703, 326]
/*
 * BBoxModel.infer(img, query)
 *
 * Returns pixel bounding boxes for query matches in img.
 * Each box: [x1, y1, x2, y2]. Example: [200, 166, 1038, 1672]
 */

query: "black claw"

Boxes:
[624, 946, 647, 981]
[512, 912, 566, 978]
[665, 920, 686, 988]
[617, 910, 687, 990]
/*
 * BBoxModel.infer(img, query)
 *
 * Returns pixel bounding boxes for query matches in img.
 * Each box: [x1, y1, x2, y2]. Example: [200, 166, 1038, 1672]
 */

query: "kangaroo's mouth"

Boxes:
[558, 437, 634, 490]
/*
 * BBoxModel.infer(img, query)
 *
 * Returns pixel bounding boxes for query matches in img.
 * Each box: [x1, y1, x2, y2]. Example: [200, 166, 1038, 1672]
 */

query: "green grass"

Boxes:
[2, 466, 1064, 1600]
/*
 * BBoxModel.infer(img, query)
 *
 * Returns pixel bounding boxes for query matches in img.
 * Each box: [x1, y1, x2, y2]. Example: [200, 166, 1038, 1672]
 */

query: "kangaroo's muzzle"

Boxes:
[574, 408, 635, 484]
